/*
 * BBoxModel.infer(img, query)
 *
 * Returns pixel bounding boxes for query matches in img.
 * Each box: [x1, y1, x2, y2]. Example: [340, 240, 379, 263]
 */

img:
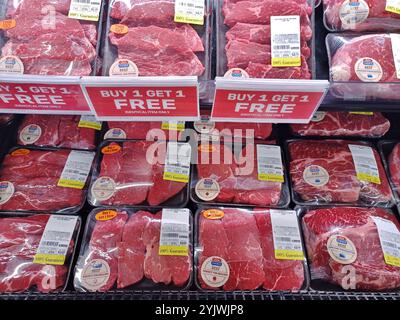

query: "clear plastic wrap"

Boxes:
[74, 207, 193, 292]
[104, 121, 186, 141]
[191, 141, 290, 208]
[17, 115, 100, 150]
[194, 207, 309, 291]
[287, 139, 394, 207]
[0, 213, 80, 293]
[103, 0, 212, 98]
[290, 111, 390, 138]
[88, 140, 189, 208]
[300, 206, 400, 291]
[0, 146, 95, 213]
[327, 33, 400, 101]
[379, 140, 400, 202]
[0, 0, 103, 76]
[217, 0, 315, 79]
[323, 0, 400, 32]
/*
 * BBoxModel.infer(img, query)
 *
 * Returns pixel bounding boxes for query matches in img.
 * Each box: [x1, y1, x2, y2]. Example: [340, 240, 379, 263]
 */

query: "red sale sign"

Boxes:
[0, 75, 91, 114]
[211, 78, 330, 123]
[82, 77, 200, 121]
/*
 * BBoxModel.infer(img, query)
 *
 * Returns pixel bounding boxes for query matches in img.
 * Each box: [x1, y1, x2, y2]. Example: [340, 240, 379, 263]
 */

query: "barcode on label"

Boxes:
[42, 241, 59, 247]
[273, 45, 290, 50]
[383, 241, 398, 249]
[275, 237, 292, 242]
[75, 0, 90, 3]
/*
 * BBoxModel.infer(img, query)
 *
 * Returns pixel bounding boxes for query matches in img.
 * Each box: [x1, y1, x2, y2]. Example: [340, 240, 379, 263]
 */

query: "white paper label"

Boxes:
[270, 15, 301, 67]
[81, 259, 111, 291]
[372, 216, 400, 267]
[195, 178, 220, 201]
[270, 210, 304, 260]
[0, 181, 14, 204]
[159, 208, 190, 256]
[224, 68, 249, 79]
[58, 151, 95, 189]
[174, 0, 205, 25]
[91, 176, 116, 201]
[104, 128, 127, 140]
[390, 34, 400, 79]
[327, 235, 358, 264]
[303, 165, 330, 187]
[68, 0, 102, 21]
[78, 115, 102, 130]
[339, 0, 370, 29]
[257, 145, 284, 183]
[349, 144, 381, 184]
[194, 119, 216, 134]
[33, 215, 78, 265]
[386, 0, 400, 14]
[0, 55, 24, 74]
[19, 124, 42, 145]
[163, 142, 191, 183]
[354, 57, 383, 82]
[201, 256, 230, 288]
[109, 59, 139, 77]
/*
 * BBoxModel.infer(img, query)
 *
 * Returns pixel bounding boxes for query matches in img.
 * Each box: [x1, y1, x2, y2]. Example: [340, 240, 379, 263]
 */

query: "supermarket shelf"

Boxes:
[0, 291, 399, 301]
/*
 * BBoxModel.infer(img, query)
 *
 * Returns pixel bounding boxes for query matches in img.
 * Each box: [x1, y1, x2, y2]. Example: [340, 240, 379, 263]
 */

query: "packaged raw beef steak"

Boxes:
[103, 0, 211, 79]
[380, 141, 400, 199]
[89, 140, 189, 207]
[323, 0, 400, 32]
[301, 206, 400, 291]
[0, 147, 95, 213]
[74, 208, 192, 291]
[18, 115, 100, 150]
[217, 0, 314, 79]
[0, 213, 80, 293]
[291, 111, 390, 137]
[104, 121, 186, 141]
[195, 207, 308, 291]
[327, 33, 400, 100]
[287, 139, 393, 206]
[193, 142, 289, 207]
[0, 0, 101, 75]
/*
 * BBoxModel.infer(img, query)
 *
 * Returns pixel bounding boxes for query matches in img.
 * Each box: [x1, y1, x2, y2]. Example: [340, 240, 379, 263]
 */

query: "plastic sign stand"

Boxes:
[0, 75, 91, 114]
[81, 76, 200, 121]
[211, 78, 330, 123]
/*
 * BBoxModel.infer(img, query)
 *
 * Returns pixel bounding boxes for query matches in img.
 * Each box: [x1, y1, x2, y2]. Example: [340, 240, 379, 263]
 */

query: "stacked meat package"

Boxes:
[103, 0, 210, 78]
[218, 0, 314, 79]
[0, 0, 101, 75]
[74, 208, 192, 291]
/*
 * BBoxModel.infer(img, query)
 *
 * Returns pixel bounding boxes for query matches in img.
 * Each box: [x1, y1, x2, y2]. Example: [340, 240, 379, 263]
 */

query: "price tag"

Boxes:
[78, 115, 102, 130]
[390, 34, 400, 79]
[212, 78, 329, 123]
[348, 144, 381, 184]
[58, 151, 95, 189]
[270, 210, 304, 260]
[372, 216, 400, 267]
[33, 216, 78, 265]
[159, 209, 190, 256]
[163, 142, 191, 183]
[82, 76, 199, 121]
[161, 121, 185, 131]
[257, 145, 284, 182]
[68, 0, 102, 21]
[386, 0, 400, 14]
[174, 0, 205, 25]
[271, 16, 301, 67]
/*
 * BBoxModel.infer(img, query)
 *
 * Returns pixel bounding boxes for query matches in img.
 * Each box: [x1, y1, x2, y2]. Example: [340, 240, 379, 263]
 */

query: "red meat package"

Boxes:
[193, 142, 289, 207]
[89, 140, 188, 207]
[18, 115, 99, 150]
[288, 140, 393, 206]
[218, 0, 314, 79]
[0, 148, 95, 213]
[1, 0, 99, 75]
[74, 208, 192, 291]
[196, 207, 307, 291]
[291, 111, 390, 137]
[0, 214, 79, 293]
[302, 207, 400, 291]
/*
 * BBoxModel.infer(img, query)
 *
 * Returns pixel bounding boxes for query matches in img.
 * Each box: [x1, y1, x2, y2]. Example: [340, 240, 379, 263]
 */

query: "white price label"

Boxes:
[78, 115, 102, 130]
[386, 0, 400, 14]
[58, 151, 95, 189]
[270, 210, 304, 260]
[349, 144, 381, 184]
[372, 216, 400, 267]
[390, 34, 400, 79]
[174, 0, 205, 25]
[270, 15, 301, 67]
[68, 0, 102, 21]
[33, 216, 78, 265]
[257, 145, 284, 182]
[159, 209, 190, 256]
[163, 142, 191, 183]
